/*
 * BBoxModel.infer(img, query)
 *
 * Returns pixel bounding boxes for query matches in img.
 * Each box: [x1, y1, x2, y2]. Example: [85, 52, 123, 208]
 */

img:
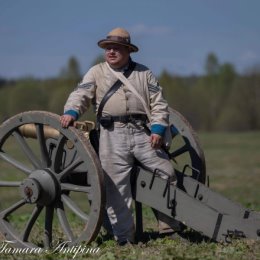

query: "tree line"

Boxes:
[0, 54, 259, 132]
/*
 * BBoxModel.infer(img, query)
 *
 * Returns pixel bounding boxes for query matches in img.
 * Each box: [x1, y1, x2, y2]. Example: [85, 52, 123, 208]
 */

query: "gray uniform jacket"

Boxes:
[64, 61, 169, 133]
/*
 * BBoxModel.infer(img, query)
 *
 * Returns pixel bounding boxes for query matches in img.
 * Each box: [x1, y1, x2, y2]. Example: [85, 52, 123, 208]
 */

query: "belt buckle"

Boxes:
[128, 114, 135, 123]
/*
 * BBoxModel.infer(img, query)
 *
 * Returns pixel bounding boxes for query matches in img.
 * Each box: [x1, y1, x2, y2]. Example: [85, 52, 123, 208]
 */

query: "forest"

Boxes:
[0, 52, 259, 132]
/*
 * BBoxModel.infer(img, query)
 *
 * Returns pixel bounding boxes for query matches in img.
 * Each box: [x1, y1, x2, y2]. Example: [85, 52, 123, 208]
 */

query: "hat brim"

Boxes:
[98, 39, 139, 53]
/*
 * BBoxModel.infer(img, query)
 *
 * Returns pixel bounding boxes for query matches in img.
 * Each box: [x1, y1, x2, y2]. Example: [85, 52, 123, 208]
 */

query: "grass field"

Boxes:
[200, 131, 260, 210]
[0, 131, 260, 260]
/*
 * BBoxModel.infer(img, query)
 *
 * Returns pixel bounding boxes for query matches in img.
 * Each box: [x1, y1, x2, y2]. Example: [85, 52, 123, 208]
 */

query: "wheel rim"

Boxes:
[0, 111, 105, 248]
[168, 108, 206, 183]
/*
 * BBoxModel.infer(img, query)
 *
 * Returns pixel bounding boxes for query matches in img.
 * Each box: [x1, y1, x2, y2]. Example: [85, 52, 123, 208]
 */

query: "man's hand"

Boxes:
[150, 133, 163, 149]
[60, 114, 75, 128]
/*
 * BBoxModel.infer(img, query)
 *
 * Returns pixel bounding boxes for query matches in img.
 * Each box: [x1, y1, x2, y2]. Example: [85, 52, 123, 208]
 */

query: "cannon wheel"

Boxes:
[0, 111, 105, 248]
[134, 107, 206, 240]
[168, 107, 206, 183]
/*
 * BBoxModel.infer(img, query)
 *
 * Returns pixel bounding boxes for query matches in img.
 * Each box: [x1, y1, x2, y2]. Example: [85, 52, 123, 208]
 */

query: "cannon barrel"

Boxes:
[18, 120, 95, 140]
[18, 124, 60, 139]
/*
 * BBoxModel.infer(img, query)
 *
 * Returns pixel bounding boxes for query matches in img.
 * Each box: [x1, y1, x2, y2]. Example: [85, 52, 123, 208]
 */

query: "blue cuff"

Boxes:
[64, 110, 79, 120]
[151, 124, 167, 136]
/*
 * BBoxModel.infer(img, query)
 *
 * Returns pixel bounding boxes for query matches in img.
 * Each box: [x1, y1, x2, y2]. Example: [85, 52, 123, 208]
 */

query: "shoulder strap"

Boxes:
[97, 61, 136, 118]
[106, 62, 152, 121]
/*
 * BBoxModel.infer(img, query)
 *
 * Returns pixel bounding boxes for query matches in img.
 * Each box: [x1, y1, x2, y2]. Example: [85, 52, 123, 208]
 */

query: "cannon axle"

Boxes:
[20, 169, 58, 205]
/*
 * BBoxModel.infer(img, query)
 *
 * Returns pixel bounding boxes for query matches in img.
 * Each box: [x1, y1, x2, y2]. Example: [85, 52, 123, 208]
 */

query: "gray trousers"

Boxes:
[99, 122, 176, 243]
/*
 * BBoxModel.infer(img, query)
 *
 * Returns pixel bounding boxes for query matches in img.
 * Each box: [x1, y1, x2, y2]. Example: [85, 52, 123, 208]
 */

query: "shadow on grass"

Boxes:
[96, 228, 212, 246]
[138, 229, 211, 244]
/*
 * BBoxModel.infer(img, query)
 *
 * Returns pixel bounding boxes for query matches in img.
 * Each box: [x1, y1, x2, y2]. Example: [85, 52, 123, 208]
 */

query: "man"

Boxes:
[60, 28, 180, 245]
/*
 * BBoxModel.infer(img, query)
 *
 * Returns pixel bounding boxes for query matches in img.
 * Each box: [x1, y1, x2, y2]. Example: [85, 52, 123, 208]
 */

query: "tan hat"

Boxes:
[97, 28, 139, 52]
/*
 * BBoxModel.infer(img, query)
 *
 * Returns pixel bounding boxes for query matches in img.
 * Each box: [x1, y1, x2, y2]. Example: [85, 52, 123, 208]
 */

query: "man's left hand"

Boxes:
[150, 134, 163, 149]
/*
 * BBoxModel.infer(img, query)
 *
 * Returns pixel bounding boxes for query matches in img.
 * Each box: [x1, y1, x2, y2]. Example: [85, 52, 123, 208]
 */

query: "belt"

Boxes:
[99, 114, 148, 128]
[109, 114, 148, 123]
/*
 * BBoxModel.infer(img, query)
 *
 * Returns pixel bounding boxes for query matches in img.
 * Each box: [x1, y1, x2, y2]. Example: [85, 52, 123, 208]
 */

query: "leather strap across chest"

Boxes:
[97, 61, 136, 119]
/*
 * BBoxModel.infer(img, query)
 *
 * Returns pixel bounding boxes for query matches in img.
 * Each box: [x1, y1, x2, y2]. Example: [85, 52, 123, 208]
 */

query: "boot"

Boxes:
[153, 210, 184, 234]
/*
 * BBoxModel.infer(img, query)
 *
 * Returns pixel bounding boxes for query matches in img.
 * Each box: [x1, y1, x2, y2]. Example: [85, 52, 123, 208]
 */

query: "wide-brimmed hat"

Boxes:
[97, 28, 139, 52]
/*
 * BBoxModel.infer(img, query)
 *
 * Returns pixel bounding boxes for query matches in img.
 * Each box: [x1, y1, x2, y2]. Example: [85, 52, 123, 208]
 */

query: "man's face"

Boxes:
[104, 44, 130, 69]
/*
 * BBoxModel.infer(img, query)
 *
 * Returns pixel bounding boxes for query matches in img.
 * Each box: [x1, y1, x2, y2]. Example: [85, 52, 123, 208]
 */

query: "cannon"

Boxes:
[0, 110, 259, 249]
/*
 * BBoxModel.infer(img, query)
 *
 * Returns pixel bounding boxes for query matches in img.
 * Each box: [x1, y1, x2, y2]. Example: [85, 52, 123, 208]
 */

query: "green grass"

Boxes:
[0, 131, 260, 260]
[200, 131, 260, 210]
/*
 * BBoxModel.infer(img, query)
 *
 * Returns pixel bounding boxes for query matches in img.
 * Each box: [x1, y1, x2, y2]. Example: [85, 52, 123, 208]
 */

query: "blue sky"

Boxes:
[0, 0, 259, 78]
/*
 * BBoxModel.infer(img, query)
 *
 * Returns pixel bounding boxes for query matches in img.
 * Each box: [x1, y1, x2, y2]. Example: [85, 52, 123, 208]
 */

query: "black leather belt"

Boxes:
[99, 114, 148, 128]
[112, 114, 148, 123]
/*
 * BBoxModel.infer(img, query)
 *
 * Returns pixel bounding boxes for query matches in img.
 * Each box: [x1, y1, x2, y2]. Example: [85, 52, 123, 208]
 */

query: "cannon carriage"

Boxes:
[0, 110, 259, 249]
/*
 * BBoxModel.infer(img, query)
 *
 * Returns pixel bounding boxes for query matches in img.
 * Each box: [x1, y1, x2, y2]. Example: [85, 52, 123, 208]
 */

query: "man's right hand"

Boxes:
[60, 114, 75, 128]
